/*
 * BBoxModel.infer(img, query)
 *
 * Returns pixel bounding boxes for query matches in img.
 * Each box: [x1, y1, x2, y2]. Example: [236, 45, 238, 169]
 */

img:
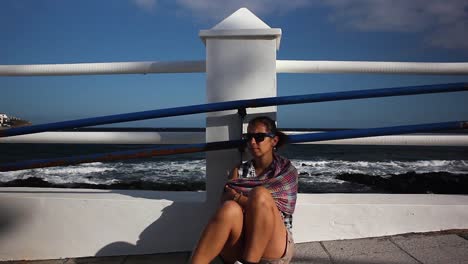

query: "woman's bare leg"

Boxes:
[191, 201, 244, 264]
[242, 186, 288, 263]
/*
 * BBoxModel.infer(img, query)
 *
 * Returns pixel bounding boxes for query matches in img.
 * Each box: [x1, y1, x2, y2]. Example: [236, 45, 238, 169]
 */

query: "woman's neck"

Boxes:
[253, 153, 274, 173]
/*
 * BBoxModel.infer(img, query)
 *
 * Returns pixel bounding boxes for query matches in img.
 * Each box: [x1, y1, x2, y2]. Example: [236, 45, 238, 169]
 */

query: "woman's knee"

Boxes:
[215, 200, 243, 220]
[249, 186, 274, 207]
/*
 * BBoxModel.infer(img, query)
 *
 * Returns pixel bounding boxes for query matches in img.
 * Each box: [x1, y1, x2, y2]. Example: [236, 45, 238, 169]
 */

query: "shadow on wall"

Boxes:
[0, 200, 28, 238]
[94, 190, 211, 257]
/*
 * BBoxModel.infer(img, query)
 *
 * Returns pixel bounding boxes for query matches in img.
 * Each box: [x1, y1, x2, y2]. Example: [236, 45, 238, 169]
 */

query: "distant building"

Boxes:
[0, 113, 31, 128]
[0, 113, 11, 127]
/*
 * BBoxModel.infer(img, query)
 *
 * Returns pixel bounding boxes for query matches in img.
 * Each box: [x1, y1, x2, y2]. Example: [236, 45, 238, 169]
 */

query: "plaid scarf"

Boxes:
[227, 154, 298, 215]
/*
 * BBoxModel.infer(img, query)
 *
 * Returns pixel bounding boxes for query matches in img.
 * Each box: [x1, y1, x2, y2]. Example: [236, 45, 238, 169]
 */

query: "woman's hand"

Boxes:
[221, 184, 239, 202]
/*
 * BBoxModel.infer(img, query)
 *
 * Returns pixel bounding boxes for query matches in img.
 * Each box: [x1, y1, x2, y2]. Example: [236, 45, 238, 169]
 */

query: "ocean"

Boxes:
[1, 142, 467, 193]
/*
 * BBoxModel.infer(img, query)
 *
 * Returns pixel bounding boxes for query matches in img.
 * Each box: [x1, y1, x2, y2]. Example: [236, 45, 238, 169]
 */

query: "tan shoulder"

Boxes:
[229, 165, 241, 180]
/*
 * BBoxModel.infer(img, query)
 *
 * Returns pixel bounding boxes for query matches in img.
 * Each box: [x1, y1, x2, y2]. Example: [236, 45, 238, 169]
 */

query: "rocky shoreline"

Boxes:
[1, 172, 467, 194]
[0, 177, 206, 192]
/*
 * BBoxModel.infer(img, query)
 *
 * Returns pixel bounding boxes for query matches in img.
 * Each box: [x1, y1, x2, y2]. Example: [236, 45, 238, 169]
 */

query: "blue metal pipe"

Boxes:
[0, 140, 244, 172]
[0, 82, 467, 138]
[1, 120, 466, 172]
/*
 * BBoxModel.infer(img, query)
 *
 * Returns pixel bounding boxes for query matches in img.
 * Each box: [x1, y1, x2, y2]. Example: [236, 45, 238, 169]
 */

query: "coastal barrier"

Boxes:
[0, 7, 467, 262]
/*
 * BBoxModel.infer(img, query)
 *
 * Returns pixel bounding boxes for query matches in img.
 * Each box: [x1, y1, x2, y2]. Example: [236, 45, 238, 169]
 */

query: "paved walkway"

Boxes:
[3, 230, 468, 264]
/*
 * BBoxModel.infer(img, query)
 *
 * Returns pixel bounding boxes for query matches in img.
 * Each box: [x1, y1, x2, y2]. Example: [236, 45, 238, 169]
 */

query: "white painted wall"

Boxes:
[293, 194, 468, 242]
[0, 188, 208, 260]
[1, 188, 468, 261]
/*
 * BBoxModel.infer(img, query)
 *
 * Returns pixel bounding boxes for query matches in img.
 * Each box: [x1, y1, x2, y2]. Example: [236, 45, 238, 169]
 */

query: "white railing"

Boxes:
[2, 60, 468, 76]
[0, 131, 205, 144]
[276, 60, 468, 74]
[1, 59, 467, 146]
[2, 131, 468, 146]
[0, 61, 205, 76]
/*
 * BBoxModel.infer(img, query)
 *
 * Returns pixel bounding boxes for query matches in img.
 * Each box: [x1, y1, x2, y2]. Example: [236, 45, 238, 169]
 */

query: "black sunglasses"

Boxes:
[243, 132, 275, 143]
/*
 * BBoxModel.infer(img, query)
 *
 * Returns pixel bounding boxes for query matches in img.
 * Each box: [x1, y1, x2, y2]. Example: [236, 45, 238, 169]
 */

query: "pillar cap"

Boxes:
[199, 8, 282, 50]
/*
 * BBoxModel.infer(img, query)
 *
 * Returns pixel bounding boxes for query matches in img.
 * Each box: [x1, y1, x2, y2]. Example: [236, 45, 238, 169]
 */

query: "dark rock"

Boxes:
[298, 181, 376, 193]
[0, 177, 206, 191]
[2, 177, 55, 187]
[336, 172, 468, 194]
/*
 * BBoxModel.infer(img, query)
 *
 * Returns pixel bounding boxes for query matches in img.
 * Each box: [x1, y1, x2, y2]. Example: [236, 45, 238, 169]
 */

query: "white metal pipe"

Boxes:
[276, 60, 468, 75]
[285, 132, 468, 146]
[0, 61, 205, 76]
[0, 131, 205, 144]
[3, 60, 468, 76]
[1, 131, 466, 146]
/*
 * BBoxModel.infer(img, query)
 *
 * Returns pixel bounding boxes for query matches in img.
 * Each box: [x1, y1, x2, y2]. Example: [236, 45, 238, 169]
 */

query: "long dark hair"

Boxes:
[247, 116, 288, 149]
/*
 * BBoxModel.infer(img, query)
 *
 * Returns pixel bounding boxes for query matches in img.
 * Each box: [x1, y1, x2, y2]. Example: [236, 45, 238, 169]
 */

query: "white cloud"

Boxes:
[133, 0, 157, 13]
[173, 0, 468, 50]
[175, 0, 310, 21]
[321, 0, 468, 49]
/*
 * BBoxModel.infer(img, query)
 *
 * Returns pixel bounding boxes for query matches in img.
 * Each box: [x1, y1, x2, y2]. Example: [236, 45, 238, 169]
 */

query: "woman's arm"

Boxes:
[228, 167, 239, 180]
[223, 185, 248, 209]
[234, 192, 248, 208]
[222, 167, 249, 208]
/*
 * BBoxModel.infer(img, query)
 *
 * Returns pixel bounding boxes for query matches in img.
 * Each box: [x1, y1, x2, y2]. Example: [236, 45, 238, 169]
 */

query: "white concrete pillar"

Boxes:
[200, 8, 282, 210]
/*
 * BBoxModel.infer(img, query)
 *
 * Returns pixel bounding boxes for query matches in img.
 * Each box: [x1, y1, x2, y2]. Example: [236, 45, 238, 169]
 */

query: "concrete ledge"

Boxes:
[1, 188, 468, 261]
[0, 188, 208, 261]
[293, 193, 468, 243]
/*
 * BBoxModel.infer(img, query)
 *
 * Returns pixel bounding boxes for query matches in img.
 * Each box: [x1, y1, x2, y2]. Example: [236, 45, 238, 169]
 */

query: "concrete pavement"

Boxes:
[2, 230, 467, 264]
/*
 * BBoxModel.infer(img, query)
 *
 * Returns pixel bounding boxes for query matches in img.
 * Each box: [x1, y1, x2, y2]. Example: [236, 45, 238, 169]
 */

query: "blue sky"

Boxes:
[1, 0, 467, 128]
